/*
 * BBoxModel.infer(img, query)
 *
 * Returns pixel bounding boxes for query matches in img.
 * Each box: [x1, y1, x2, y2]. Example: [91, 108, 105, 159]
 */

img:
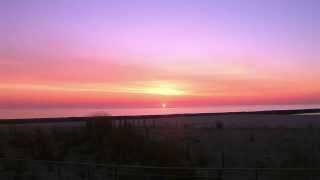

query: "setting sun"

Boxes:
[162, 103, 167, 108]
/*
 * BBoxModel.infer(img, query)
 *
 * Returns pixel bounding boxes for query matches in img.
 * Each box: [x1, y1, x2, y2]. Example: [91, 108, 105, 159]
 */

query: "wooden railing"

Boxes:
[0, 158, 320, 180]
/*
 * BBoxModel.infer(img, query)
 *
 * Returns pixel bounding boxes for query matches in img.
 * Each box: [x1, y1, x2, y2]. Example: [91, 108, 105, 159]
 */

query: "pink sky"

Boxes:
[0, 0, 319, 109]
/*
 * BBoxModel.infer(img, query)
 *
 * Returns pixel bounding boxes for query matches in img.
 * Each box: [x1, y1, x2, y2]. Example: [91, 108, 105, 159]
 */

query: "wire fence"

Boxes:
[0, 158, 320, 180]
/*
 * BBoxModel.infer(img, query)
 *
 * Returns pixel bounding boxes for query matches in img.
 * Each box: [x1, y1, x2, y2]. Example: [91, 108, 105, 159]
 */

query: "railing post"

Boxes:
[255, 169, 258, 180]
[57, 163, 62, 180]
[221, 151, 225, 168]
[114, 166, 118, 180]
[87, 164, 91, 180]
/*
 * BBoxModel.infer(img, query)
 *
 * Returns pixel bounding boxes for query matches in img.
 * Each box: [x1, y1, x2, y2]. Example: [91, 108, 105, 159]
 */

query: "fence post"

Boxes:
[217, 169, 223, 180]
[221, 151, 225, 168]
[87, 164, 92, 180]
[114, 166, 118, 180]
[57, 163, 62, 180]
[255, 169, 258, 180]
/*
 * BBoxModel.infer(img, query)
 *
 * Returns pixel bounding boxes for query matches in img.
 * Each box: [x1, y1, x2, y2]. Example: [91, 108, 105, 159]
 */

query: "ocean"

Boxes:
[0, 104, 319, 119]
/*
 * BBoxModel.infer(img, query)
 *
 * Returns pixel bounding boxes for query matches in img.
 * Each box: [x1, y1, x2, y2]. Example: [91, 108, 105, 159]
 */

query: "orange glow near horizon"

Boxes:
[0, 75, 319, 109]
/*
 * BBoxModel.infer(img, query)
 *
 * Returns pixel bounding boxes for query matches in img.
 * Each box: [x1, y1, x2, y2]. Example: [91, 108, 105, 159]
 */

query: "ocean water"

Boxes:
[0, 104, 319, 119]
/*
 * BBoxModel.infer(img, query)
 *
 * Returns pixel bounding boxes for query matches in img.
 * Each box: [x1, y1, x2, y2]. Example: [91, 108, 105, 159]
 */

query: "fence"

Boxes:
[1, 158, 320, 180]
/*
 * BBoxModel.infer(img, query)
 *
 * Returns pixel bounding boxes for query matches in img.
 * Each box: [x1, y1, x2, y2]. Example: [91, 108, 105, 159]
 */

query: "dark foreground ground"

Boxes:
[0, 108, 320, 179]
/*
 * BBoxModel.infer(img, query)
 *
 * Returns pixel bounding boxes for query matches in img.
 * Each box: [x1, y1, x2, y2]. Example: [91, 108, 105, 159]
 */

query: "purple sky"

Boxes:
[0, 0, 319, 109]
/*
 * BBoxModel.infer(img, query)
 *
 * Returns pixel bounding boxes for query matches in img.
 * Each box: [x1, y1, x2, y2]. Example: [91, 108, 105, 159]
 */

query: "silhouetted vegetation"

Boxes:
[1, 112, 320, 179]
[1, 119, 189, 167]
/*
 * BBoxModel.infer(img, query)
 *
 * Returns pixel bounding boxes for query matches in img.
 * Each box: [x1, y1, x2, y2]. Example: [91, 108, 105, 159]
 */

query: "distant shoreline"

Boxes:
[0, 108, 320, 125]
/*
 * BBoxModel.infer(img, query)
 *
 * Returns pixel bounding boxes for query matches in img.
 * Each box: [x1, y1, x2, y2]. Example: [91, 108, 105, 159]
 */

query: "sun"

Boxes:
[161, 103, 167, 108]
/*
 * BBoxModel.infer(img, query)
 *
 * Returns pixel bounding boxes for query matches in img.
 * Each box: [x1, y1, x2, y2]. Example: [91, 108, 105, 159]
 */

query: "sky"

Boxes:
[0, 0, 319, 109]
